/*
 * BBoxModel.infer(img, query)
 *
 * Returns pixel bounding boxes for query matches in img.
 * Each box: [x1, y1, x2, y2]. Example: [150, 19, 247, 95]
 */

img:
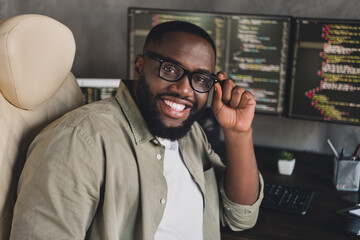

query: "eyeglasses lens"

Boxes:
[192, 74, 214, 92]
[160, 62, 183, 81]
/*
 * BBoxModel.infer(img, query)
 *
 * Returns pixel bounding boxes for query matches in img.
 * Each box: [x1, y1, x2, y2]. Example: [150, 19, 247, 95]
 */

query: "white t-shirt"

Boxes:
[154, 138, 204, 240]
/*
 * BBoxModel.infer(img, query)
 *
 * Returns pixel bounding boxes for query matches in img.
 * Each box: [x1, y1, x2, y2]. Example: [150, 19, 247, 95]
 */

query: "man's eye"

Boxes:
[193, 75, 209, 83]
[162, 63, 178, 74]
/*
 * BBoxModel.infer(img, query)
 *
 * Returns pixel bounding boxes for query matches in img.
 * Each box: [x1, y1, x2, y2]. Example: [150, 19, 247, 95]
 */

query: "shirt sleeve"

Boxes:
[10, 123, 103, 240]
[219, 173, 264, 231]
[200, 122, 264, 232]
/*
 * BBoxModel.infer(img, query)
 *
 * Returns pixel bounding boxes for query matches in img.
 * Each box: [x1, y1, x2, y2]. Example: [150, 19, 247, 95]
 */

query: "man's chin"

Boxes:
[160, 117, 188, 129]
[150, 110, 206, 141]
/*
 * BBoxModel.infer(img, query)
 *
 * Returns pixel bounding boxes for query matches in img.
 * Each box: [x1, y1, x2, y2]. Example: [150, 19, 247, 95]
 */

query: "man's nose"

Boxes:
[168, 74, 194, 97]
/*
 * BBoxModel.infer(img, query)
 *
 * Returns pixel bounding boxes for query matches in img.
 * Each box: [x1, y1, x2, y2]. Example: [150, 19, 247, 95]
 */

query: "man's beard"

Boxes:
[136, 75, 206, 141]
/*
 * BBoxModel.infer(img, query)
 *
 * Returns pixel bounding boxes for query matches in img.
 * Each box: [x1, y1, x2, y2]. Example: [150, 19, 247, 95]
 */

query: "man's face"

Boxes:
[134, 31, 216, 140]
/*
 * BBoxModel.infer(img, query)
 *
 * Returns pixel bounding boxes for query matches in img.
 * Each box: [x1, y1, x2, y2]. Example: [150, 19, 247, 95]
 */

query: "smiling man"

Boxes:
[134, 32, 213, 140]
[11, 21, 263, 240]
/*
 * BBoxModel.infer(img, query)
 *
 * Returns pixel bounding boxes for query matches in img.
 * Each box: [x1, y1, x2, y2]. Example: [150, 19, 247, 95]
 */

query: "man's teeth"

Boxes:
[164, 99, 186, 111]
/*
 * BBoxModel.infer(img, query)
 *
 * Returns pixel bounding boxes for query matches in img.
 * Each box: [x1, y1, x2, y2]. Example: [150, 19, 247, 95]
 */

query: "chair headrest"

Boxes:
[0, 14, 76, 110]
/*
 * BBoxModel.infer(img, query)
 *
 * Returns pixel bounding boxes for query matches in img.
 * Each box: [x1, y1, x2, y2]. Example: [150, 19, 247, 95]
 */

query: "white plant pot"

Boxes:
[278, 159, 296, 175]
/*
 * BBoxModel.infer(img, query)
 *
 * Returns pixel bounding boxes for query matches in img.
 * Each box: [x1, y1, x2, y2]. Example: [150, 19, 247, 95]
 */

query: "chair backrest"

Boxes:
[0, 14, 84, 239]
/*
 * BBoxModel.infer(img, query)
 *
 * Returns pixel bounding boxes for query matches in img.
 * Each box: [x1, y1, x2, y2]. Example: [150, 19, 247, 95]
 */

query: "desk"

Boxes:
[219, 146, 359, 240]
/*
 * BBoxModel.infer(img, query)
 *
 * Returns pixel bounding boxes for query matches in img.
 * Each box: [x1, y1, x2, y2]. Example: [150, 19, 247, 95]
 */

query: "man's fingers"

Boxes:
[229, 87, 245, 108]
[220, 80, 236, 104]
[216, 71, 227, 80]
[213, 71, 256, 111]
[239, 91, 256, 109]
[211, 81, 223, 112]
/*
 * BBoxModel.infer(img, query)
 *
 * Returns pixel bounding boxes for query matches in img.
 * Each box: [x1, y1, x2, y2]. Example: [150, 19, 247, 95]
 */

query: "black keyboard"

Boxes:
[261, 183, 315, 216]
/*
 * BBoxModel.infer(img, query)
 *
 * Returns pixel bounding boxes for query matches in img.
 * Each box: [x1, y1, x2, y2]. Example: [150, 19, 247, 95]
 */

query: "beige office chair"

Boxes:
[0, 14, 84, 239]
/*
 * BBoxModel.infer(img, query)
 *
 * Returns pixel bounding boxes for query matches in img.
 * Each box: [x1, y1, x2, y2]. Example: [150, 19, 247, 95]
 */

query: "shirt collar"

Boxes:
[115, 80, 154, 145]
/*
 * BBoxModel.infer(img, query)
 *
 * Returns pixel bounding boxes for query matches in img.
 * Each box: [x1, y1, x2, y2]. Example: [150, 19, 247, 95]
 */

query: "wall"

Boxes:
[1, 0, 359, 154]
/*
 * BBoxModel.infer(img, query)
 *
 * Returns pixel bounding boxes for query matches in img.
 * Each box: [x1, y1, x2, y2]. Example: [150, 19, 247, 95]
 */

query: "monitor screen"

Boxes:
[289, 18, 360, 125]
[127, 8, 291, 115]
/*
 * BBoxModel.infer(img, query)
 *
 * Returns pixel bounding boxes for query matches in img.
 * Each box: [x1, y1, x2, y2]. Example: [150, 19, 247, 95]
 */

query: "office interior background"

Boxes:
[1, 0, 359, 155]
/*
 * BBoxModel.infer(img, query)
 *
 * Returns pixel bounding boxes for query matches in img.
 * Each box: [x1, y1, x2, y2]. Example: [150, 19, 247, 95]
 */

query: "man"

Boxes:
[11, 21, 263, 240]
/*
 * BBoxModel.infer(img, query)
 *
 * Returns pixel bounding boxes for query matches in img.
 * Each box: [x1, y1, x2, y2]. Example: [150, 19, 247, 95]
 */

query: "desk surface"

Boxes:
[219, 145, 359, 240]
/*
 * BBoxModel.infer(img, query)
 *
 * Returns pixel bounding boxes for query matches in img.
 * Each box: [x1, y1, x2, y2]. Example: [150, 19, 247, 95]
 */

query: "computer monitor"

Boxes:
[289, 18, 360, 125]
[127, 7, 292, 115]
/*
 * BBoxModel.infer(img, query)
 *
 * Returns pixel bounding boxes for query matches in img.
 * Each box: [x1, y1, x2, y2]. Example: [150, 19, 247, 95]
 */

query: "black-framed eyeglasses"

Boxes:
[143, 50, 218, 93]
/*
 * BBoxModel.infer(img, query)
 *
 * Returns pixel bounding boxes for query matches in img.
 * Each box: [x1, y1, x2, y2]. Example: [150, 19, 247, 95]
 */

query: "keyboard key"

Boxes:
[261, 183, 315, 215]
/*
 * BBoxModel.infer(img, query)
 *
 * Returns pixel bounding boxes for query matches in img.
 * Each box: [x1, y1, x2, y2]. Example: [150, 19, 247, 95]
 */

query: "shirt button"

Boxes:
[153, 139, 159, 145]
[156, 154, 162, 160]
[160, 198, 166, 204]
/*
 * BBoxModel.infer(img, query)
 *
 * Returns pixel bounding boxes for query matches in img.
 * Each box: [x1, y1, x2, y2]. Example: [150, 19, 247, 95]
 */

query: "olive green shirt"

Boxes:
[11, 81, 263, 240]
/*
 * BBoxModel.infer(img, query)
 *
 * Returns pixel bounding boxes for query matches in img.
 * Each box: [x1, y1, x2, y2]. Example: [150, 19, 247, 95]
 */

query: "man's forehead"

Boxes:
[146, 31, 216, 69]
[148, 31, 213, 52]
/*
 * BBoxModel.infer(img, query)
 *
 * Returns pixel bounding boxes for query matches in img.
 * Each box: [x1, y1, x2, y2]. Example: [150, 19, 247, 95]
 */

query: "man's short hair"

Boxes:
[143, 21, 217, 58]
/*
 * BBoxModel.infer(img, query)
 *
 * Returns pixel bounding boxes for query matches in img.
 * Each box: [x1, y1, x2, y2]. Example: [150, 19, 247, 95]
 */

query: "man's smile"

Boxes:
[163, 99, 186, 111]
[158, 97, 192, 120]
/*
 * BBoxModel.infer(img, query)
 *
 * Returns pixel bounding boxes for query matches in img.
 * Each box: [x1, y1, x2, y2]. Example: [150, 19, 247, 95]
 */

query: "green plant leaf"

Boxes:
[279, 151, 294, 160]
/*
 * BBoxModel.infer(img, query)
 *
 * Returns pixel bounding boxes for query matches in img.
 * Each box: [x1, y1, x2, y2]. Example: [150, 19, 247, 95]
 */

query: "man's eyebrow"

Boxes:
[162, 55, 184, 66]
[195, 68, 213, 74]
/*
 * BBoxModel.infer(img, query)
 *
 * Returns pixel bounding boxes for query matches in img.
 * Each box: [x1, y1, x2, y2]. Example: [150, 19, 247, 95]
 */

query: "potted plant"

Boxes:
[278, 151, 295, 175]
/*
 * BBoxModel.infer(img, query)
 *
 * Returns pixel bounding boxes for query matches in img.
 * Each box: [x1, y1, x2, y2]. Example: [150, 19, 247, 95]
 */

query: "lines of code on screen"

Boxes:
[128, 8, 291, 115]
[227, 16, 290, 114]
[289, 19, 360, 125]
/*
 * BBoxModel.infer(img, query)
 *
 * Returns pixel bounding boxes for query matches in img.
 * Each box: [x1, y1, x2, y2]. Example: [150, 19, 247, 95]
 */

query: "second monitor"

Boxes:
[289, 18, 360, 125]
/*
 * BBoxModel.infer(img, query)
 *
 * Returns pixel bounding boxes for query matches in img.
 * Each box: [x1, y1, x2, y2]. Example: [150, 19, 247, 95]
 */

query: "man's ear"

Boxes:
[134, 54, 144, 80]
